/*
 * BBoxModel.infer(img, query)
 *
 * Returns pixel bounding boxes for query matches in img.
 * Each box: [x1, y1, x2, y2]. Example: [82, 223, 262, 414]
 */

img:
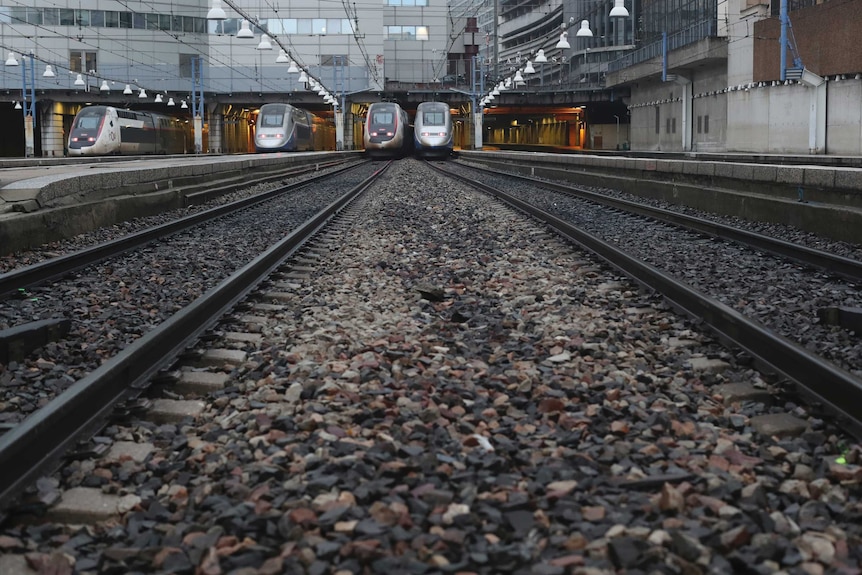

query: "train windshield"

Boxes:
[260, 112, 284, 127]
[370, 111, 394, 125]
[422, 111, 446, 125]
[74, 115, 101, 130]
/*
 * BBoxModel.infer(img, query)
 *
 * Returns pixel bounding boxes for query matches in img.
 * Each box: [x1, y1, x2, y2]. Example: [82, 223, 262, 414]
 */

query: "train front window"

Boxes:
[75, 116, 101, 130]
[423, 111, 445, 125]
[261, 114, 284, 127]
[372, 112, 394, 124]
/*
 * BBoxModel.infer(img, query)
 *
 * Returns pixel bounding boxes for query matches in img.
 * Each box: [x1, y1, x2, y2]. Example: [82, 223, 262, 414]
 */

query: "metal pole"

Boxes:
[779, 0, 788, 81]
[192, 56, 204, 154]
[334, 56, 345, 150]
[23, 54, 36, 158]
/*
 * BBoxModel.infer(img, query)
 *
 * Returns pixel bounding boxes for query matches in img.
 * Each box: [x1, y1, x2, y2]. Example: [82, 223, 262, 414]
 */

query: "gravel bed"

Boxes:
[447, 161, 862, 378]
[0, 160, 362, 274]
[1, 160, 860, 574]
[0, 163, 379, 425]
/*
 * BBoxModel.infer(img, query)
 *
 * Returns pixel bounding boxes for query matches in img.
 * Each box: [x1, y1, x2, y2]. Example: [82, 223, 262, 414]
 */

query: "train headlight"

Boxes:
[370, 131, 378, 136]
[386, 131, 394, 137]
[438, 132, 446, 136]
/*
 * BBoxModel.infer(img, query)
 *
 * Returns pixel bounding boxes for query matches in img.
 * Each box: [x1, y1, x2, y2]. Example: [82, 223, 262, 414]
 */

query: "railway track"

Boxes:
[0, 160, 389, 509]
[434, 161, 862, 433]
[0, 160, 860, 574]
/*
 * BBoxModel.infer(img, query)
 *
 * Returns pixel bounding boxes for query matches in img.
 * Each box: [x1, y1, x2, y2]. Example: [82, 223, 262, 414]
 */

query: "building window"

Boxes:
[666, 118, 671, 134]
[69, 50, 97, 74]
[655, 108, 660, 134]
[697, 115, 702, 134]
[386, 25, 430, 40]
[672, 117, 677, 133]
[704, 115, 709, 133]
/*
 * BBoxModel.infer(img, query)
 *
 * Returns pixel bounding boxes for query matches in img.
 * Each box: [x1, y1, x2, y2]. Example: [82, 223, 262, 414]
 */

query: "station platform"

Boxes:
[0, 152, 358, 254]
[459, 149, 862, 245]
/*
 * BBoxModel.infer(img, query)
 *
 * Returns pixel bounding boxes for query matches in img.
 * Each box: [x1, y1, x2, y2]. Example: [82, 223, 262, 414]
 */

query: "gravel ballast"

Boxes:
[1, 160, 860, 574]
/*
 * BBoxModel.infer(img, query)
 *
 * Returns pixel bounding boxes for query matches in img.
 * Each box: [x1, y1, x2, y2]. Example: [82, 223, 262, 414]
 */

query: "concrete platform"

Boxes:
[461, 150, 862, 244]
[0, 151, 357, 254]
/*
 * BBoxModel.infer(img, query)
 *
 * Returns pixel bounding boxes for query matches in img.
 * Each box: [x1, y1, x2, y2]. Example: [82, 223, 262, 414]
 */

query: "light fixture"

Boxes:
[576, 20, 593, 38]
[100, 80, 110, 92]
[491, 86, 500, 96]
[317, 86, 327, 96]
[123, 84, 133, 95]
[5, 52, 18, 66]
[534, 49, 547, 63]
[167, 97, 175, 106]
[155, 93, 163, 103]
[74, 74, 86, 86]
[43, 65, 56, 78]
[524, 60, 535, 74]
[288, 61, 299, 74]
[513, 70, 524, 82]
[14, 101, 21, 109]
[609, 0, 629, 17]
[256, 34, 273, 50]
[276, 49, 289, 63]
[139, 88, 147, 98]
[207, 0, 227, 20]
[237, 20, 254, 39]
[181, 100, 189, 109]
[298, 70, 308, 83]
[556, 31, 571, 49]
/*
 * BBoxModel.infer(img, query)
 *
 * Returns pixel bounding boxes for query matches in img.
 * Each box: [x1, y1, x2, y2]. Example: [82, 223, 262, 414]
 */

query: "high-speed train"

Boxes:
[68, 106, 188, 156]
[363, 102, 412, 159]
[413, 101, 454, 159]
[254, 103, 318, 152]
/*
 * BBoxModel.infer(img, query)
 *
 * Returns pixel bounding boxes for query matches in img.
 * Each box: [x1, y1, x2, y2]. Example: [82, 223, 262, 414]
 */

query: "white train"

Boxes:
[254, 103, 317, 152]
[413, 101, 454, 159]
[67, 105, 188, 156]
[363, 102, 412, 159]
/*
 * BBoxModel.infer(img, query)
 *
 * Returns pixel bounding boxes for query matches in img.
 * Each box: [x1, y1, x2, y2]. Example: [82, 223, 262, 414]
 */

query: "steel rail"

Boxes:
[0, 160, 368, 298]
[455, 162, 862, 283]
[0, 161, 392, 511]
[435, 164, 862, 432]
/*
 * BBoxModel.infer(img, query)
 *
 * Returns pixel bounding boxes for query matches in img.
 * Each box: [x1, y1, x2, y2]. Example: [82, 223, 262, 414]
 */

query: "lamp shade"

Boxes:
[237, 20, 254, 38]
[287, 61, 299, 74]
[276, 49, 289, 63]
[534, 49, 547, 63]
[5, 52, 18, 66]
[100, 80, 110, 92]
[576, 20, 593, 37]
[609, 0, 629, 17]
[138, 88, 147, 98]
[181, 100, 189, 109]
[513, 70, 524, 82]
[167, 98, 176, 106]
[523, 60, 535, 74]
[298, 70, 308, 83]
[43, 65, 56, 78]
[123, 84, 133, 95]
[154, 93, 163, 103]
[556, 31, 571, 49]
[74, 74, 86, 86]
[256, 34, 273, 50]
[207, 0, 227, 20]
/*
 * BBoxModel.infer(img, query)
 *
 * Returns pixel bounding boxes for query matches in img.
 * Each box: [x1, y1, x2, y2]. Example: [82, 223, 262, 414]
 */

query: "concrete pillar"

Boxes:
[209, 112, 223, 154]
[40, 102, 65, 157]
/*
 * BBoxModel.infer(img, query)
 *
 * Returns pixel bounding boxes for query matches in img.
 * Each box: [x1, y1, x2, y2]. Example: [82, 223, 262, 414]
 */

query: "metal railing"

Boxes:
[607, 19, 716, 73]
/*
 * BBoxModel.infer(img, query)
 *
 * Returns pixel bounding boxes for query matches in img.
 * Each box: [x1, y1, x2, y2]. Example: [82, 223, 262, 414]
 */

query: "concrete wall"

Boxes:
[727, 79, 862, 154]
